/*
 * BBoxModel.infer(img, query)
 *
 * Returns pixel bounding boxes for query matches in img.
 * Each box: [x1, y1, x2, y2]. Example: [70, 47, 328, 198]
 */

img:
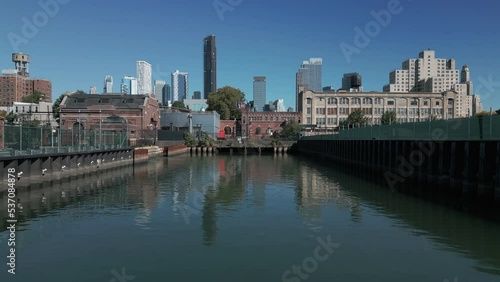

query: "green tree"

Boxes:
[199, 133, 213, 147]
[496, 109, 500, 115]
[429, 114, 438, 121]
[280, 120, 301, 139]
[4, 113, 18, 125]
[381, 111, 397, 125]
[21, 119, 41, 127]
[21, 91, 45, 103]
[183, 132, 196, 147]
[172, 101, 186, 109]
[475, 111, 498, 117]
[53, 94, 65, 121]
[206, 86, 245, 120]
[347, 109, 368, 127]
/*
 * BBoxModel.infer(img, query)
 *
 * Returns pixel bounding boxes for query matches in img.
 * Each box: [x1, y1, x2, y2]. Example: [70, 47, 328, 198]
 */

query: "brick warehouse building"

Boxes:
[59, 92, 160, 144]
[0, 71, 52, 106]
[220, 111, 301, 139]
[0, 53, 52, 106]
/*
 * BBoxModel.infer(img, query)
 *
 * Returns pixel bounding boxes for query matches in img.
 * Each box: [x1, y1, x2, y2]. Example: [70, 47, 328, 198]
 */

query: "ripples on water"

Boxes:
[0, 155, 499, 281]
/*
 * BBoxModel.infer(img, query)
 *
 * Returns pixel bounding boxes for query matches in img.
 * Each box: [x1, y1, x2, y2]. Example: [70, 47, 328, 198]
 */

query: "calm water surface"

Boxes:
[1, 155, 500, 282]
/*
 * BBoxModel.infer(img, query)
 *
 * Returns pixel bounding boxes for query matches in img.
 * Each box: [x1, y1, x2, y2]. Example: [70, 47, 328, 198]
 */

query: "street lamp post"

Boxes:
[188, 114, 193, 134]
[195, 124, 202, 143]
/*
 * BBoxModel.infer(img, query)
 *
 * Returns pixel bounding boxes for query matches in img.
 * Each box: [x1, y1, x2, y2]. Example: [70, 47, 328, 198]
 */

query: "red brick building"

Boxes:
[0, 73, 52, 106]
[59, 92, 160, 142]
[220, 111, 302, 139]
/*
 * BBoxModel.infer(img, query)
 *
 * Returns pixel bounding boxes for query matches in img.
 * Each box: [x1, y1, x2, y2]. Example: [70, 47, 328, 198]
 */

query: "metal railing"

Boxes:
[302, 115, 500, 141]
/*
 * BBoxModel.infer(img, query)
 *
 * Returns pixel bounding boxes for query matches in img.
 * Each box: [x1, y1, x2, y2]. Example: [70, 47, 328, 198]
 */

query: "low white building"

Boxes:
[0, 102, 57, 126]
[183, 99, 208, 112]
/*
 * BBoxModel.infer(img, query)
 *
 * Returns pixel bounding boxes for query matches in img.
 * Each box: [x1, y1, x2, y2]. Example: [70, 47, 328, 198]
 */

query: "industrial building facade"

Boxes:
[59, 93, 160, 143]
[299, 87, 482, 128]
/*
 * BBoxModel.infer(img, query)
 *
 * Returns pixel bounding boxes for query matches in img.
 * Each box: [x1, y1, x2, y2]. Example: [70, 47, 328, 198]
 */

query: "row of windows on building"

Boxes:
[311, 117, 438, 126]
[309, 108, 446, 116]
[307, 98, 446, 106]
[243, 116, 298, 122]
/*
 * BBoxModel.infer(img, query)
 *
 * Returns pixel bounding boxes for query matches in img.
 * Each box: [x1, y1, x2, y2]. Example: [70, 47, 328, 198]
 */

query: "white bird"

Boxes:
[41, 193, 47, 203]
[61, 166, 66, 172]
[42, 169, 47, 176]
[17, 199, 23, 210]
[61, 191, 66, 198]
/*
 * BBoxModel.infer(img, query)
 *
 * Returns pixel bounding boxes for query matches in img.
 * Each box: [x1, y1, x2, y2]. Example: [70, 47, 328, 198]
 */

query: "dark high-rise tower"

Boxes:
[253, 76, 266, 112]
[203, 35, 217, 99]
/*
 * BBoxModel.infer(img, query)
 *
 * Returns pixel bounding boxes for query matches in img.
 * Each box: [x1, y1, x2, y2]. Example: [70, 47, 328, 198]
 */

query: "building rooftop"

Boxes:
[61, 93, 153, 109]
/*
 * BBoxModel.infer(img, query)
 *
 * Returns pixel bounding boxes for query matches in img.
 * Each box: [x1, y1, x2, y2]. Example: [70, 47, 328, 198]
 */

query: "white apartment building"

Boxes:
[171, 70, 189, 102]
[104, 75, 113, 94]
[274, 99, 286, 112]
[0, 102, 57, 126]
[383, 50, 481, 117]
[137, 61, 152, 95]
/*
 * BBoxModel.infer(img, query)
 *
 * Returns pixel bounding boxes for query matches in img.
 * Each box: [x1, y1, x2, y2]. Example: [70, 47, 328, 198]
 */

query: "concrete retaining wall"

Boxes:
[163, 145, 189, 157]
[0, 149, 134, 194]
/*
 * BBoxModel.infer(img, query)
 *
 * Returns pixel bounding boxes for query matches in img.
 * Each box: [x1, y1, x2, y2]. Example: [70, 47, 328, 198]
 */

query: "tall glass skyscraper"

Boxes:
[163, 84, 171, 106]
[296, 58, 322, 111]
[203, 35, 217, 99]
[154, 80, 166, 98]
[136, 61, 152, 94]
[121, 76, 138, 95]
[171, 70, 189, 102]
[104, 75, 113, 93]
[298, 58, 322, 92]
[253, 76, 266, 112]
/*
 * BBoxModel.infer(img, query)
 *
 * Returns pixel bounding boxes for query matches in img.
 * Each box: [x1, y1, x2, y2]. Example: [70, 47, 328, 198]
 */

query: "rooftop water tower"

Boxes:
[12, 52, 30, 77]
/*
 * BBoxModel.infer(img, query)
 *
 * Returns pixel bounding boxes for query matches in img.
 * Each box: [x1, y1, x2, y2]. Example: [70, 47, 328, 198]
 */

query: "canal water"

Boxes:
[1, 155, 500, 282]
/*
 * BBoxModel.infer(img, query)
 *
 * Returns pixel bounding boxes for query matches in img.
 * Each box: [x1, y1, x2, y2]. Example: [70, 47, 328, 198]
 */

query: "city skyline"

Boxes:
[0, 0, 499, 110]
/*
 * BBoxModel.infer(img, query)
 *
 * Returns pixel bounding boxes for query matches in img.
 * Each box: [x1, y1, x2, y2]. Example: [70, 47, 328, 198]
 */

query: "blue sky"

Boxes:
[1, 0, 499, 110]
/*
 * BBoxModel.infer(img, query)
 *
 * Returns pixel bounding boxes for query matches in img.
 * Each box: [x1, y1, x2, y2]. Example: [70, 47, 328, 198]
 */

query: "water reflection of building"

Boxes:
[128, 161, 162, 228]
[295, 164, 361, 223]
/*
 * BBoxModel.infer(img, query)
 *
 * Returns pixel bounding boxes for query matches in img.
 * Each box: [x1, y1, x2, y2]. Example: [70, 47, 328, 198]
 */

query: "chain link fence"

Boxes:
[1, 125, 129, 156]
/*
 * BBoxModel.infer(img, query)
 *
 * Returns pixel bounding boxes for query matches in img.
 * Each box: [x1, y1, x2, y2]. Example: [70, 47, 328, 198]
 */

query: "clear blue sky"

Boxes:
[1, 0, 499, 110]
